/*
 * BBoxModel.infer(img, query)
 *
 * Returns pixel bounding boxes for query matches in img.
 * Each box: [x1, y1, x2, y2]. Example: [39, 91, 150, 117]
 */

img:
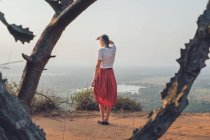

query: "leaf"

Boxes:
[45, 0, 74, 15]
[7, 24, 35, 44]
[0, 11, 8, 26]
[0, 11, 35, 44]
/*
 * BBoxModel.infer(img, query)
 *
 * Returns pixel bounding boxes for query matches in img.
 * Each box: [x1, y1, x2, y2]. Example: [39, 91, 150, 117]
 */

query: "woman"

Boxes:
[91, 34, 117, 125]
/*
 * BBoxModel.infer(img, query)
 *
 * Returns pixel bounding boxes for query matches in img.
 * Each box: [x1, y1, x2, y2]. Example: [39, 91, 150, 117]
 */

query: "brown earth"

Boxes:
[33, 111, 210, 140]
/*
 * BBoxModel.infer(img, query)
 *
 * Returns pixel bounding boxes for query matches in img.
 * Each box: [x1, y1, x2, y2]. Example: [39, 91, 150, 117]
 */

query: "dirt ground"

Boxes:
[33, 111, 210, 140]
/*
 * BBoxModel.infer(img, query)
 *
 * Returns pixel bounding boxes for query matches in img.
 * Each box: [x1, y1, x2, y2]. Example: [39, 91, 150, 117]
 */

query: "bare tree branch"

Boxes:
[18, 0, 97, 106]
[0, 61, 23, 66]
[0, 73, 46, 140]
[129, 1, 210, 139]
[45, 0, 74, 15]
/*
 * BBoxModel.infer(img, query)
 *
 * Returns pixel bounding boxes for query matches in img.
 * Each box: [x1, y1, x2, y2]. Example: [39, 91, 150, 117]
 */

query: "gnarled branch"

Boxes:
[18, 0, 97, 106]
[0, 73, 46, 139]
[45, 0, 74, 15]
[130, 1, 210, 139]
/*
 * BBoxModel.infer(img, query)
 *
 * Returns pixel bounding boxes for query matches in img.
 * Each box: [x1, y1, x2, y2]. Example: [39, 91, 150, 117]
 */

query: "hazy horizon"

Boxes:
[2, 64, 210, 113]
[0, 0, 210, 68]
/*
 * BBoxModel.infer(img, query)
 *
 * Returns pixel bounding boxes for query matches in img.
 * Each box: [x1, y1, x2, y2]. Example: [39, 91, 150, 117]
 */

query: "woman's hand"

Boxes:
[91, 80, 95, 87]
[109, 40, 114, 44]
[96, 36, 100, 40]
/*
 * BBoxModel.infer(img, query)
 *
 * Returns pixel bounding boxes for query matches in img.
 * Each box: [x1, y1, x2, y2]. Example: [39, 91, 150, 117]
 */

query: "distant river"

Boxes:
[3, 65, 210, 112]
[117, 84, 146, 94]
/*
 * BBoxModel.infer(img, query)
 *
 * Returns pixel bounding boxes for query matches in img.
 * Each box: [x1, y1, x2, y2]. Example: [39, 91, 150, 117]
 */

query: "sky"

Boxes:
[0, 0, 209, 68]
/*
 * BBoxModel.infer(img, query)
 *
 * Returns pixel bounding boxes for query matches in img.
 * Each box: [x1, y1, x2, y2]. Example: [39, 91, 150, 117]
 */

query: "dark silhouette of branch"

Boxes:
[0, 73, 46, 140]
[129, 1, 210, 139]
[45, 0, 74, 15]
[18, 0, 97, 106]
[0, 11, 34, 44]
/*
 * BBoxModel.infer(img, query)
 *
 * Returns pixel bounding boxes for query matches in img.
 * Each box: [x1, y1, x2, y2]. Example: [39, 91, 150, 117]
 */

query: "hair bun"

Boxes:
[101, 34, 109, 44]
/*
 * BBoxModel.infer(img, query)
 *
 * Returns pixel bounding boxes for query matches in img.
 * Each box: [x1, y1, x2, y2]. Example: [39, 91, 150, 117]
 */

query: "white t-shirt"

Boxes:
[98, 44, 116, 68]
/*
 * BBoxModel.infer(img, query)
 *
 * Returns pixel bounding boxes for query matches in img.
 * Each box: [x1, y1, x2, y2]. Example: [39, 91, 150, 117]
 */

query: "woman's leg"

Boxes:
[104, 106, 112, 122]
[99, 104, 105, 121]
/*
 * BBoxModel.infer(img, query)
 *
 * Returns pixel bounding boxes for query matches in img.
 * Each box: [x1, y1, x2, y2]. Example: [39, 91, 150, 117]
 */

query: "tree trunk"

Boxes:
[18, 0, 97, 106]
[0, 73, 46, 140]
[130, 1, 210, 139]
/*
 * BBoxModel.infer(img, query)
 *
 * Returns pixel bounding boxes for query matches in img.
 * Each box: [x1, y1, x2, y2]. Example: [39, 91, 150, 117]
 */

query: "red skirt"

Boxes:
[93, 68, 117, 107]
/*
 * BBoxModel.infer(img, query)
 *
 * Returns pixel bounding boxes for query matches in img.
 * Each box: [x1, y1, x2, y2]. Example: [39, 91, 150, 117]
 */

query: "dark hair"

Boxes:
[100, 34, 110, 47]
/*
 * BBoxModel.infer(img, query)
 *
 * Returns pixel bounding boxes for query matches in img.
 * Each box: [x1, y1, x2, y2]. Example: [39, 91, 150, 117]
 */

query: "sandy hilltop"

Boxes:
[33, 111, 210, 140]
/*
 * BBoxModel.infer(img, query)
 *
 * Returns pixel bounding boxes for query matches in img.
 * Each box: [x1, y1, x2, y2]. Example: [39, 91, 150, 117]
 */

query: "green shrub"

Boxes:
[71, 88, 98, 111]
[6, 81, 63, 113]
[71, 88, 142, 111]
[6, 81, 19, 96]
[6, 81, 142, 112]
[114, 96, 142, 111]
